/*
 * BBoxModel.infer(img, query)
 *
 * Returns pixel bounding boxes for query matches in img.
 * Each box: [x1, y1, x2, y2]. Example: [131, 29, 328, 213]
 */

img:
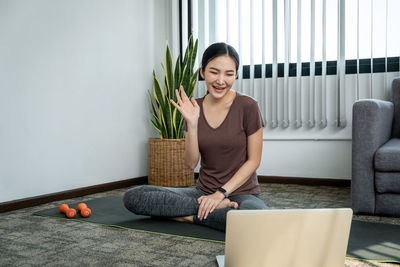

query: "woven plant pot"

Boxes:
[148, 138, 194, 187]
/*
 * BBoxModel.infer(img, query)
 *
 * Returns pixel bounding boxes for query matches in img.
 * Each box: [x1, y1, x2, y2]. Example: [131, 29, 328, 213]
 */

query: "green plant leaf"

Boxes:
[150, 119, 162, 135]
[165, 45, 174, 100]
[148, 91, 159, 117]
[153, 71, 165, 107]
[174, 55, 181, 102]
[181, 65, 191, 96]
[175, 109, 183, 137]
[189, 39, 198, 72]
[172, 108, 178, 137]
[187, 69, 199, 98]
[176, 114, 184, 137]
[160, 100, 173, 138]
[182, 47, 189, 69]
[159, 105, 168, 138]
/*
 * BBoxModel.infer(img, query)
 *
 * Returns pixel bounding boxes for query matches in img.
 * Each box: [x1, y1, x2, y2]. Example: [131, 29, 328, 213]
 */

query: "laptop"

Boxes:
[216, 208, 353, 267]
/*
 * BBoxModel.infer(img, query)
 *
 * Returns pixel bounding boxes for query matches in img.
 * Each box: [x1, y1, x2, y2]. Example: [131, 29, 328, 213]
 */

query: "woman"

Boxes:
[123, 42, 267, 232]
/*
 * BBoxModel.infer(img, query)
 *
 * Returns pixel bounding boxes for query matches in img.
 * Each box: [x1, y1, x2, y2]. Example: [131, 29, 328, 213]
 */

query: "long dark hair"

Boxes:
[201, 42, 240, 72]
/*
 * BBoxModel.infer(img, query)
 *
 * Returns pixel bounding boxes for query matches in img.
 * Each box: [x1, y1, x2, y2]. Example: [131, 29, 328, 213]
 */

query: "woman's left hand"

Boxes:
[197, 192, 225, 220]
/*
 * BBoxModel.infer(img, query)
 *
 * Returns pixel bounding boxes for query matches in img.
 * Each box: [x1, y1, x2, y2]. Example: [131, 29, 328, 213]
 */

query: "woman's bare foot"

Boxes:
[170, 199, 238, 223]
[170, 215, 194, 223]
[216, 198, 239, 210]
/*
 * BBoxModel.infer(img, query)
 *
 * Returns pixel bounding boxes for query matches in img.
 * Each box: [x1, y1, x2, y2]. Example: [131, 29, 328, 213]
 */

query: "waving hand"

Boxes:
[170, 86, 200, 128]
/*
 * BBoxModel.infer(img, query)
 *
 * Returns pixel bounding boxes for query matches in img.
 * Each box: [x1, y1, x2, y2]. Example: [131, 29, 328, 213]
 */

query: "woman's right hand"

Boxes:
[170, 86, 200, 128]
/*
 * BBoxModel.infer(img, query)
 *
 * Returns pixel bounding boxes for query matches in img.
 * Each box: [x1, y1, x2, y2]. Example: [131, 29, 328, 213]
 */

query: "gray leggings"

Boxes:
[123, 185, 267, 232]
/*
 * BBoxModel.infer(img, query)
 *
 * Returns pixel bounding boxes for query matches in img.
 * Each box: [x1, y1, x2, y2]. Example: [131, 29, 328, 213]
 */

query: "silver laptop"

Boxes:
[216, 208, 353, 267]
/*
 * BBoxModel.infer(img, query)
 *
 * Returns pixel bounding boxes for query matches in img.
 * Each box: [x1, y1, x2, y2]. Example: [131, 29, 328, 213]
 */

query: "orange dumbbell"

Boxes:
[59, 203, 76, 218]
[77, 203, 87, 212]
[77, 203, 92, 218]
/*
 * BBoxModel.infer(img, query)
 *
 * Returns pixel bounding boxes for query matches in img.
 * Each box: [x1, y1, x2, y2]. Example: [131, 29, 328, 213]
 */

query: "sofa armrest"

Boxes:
[352, 99, 394, 214]
[391, 78, 400, 138]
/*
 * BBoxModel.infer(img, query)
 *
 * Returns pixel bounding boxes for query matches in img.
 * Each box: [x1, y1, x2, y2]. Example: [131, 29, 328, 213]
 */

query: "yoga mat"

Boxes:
[347, 220, 400, 263]
[34, 196, 400, 263]
[34, 196, 225, 243]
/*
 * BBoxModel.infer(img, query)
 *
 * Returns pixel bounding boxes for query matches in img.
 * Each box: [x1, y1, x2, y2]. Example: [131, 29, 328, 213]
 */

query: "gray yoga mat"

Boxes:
[34, 196, 400, 263]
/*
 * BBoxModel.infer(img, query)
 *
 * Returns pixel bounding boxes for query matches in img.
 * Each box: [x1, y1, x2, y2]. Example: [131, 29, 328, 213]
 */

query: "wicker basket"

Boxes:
[148, 138, 194, 187]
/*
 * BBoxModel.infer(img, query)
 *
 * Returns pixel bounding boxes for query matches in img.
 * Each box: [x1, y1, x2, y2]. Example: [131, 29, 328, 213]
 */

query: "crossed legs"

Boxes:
[123, 185, 267, 232]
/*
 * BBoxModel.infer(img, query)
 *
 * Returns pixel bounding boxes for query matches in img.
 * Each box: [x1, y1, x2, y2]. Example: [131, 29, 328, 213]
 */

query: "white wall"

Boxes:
[0, 0, 171, 203]
[259, 140, 351, 179]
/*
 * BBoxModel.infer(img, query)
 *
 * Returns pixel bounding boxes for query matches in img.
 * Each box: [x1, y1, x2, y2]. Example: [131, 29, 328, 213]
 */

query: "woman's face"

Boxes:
[200, 55, 237, 100]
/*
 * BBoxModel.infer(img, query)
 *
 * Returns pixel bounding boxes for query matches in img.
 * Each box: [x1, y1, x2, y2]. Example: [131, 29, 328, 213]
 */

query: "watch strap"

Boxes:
[217, 187, 229, 198]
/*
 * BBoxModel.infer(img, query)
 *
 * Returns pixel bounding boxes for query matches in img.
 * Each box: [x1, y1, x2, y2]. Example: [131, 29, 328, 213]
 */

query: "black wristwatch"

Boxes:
[217, 187, 229, 198]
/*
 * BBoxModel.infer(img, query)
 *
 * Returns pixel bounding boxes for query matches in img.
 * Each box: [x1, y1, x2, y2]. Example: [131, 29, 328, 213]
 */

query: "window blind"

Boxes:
[186, 0, 400, 132]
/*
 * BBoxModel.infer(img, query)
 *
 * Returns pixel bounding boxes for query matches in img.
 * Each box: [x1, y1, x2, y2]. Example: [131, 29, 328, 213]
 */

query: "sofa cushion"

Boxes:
[374, 138, 400, 171]
[375, 172, 400, 193]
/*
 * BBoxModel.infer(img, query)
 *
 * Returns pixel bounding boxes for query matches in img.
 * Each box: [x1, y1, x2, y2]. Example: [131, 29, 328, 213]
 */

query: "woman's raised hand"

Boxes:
[170, 86, 200, 128]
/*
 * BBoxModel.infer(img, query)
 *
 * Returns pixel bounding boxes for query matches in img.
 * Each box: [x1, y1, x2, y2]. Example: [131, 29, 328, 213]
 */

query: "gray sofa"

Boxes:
[352, 77, 400, 217]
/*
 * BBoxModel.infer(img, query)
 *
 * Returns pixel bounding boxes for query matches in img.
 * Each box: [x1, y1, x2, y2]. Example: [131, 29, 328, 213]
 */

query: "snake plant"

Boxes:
[149, 36, 199, 139]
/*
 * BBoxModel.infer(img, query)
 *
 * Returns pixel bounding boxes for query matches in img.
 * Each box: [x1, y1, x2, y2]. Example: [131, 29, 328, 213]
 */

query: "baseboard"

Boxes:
[0, 177, 147, 213]
[257, 175, 351, 187]
[197, 172, 350, 187]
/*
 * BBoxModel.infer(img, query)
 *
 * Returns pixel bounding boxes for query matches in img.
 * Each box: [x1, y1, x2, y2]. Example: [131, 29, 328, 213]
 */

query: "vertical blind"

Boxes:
[185, 0, 400, 130]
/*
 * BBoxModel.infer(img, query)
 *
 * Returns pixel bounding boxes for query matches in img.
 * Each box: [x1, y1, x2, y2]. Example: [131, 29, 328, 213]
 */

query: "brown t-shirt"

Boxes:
[186, 92, 264, 196]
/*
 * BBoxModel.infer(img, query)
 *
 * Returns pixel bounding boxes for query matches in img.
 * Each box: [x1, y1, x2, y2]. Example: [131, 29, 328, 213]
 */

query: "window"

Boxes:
[184, 0, 400, 132]
[188, 0, 400, 75]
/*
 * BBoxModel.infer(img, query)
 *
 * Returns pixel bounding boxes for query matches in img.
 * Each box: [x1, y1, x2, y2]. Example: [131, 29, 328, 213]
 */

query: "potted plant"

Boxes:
[148, 35, 199, 187]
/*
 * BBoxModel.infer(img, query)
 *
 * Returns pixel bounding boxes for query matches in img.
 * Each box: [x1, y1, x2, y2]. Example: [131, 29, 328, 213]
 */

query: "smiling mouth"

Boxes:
[213, 85, 225, 92]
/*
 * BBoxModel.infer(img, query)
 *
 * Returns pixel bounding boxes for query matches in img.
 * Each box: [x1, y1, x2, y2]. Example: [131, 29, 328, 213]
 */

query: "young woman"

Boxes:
[123, 42, 267, 232]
